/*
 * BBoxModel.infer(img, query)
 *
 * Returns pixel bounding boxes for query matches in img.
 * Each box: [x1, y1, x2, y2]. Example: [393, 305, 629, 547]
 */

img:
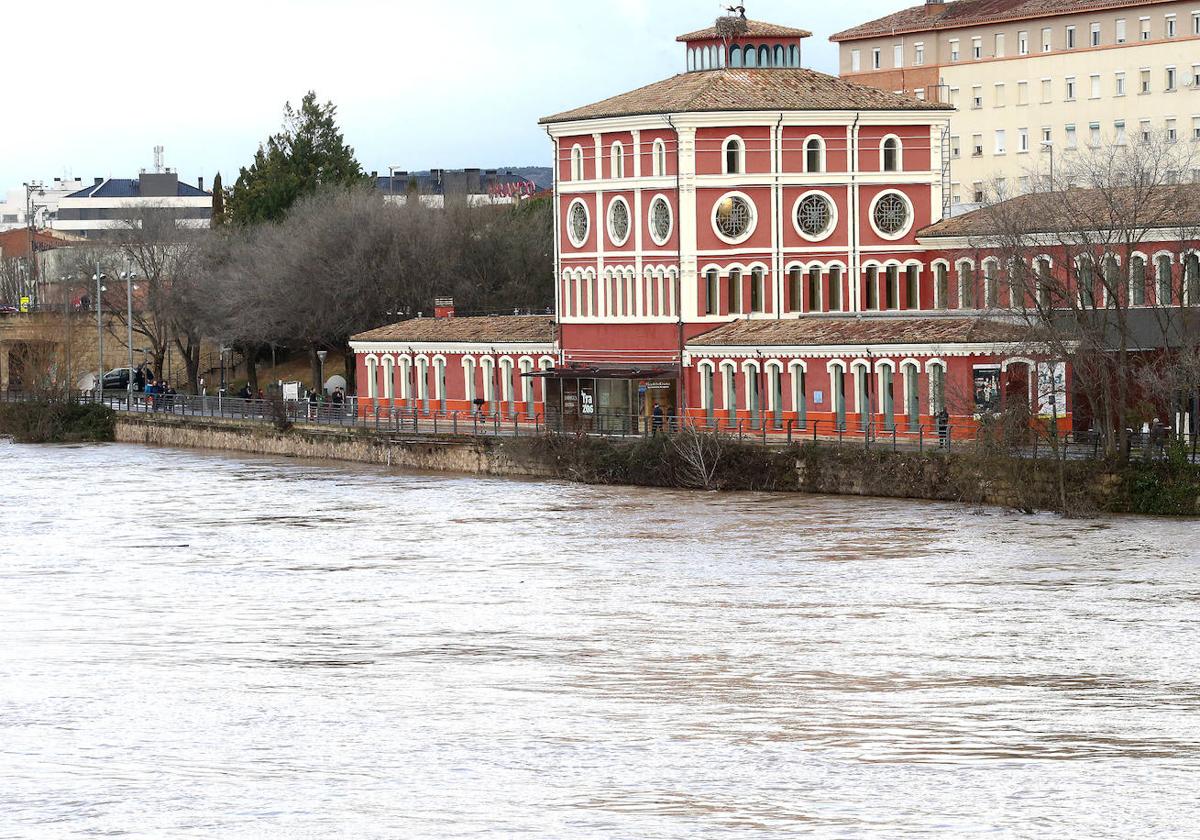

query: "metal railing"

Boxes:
[1, 389, 1194, 461]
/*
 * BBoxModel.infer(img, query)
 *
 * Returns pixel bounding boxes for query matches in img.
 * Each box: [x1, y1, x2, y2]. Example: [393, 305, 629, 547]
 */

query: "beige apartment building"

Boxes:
[833, 0, 1200, 211]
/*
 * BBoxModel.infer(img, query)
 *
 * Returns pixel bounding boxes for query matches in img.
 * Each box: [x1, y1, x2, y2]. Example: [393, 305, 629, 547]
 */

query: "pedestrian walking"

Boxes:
[937, 407, 950, 448]
[652, 402, 664, 435]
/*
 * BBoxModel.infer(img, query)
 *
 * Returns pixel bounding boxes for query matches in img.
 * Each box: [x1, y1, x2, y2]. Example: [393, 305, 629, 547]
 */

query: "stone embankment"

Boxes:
[112, 415, 1200, 516]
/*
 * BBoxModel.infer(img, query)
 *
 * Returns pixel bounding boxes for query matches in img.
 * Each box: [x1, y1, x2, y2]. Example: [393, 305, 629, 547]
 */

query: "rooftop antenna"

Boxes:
[153, 145, 164, 174]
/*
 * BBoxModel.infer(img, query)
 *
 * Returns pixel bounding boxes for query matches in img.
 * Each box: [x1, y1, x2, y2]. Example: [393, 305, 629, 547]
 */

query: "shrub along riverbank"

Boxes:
[0, 401, 116, 444]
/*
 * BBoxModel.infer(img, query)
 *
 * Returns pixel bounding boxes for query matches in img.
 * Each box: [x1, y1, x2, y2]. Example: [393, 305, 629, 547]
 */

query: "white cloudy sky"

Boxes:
[2, 0, 889, 188]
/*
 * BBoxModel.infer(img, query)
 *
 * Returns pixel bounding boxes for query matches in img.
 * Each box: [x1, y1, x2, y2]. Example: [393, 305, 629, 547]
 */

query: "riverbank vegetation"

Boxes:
[0, 401, 115, 444]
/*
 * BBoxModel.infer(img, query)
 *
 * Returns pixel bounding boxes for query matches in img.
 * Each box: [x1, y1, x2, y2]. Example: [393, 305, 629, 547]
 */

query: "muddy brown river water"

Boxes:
[1, 442, 1197, 838]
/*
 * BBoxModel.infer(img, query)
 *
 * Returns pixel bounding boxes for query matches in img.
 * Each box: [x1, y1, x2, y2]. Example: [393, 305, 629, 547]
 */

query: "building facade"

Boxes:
[833, 0, 1200, 210]
[53, 172, 212, 238]
[0, 179, 87, 232]
[351, 13, 1200, 436]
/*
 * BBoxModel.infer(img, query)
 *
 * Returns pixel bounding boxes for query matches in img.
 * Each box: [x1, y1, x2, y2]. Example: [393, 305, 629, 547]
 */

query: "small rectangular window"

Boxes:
[950, 135, 961, 158]
[972, 85, 983, 109]
[950, 39, 960, 61]
[1041, 27, 1052, 52]
[1141, 68, 1152, 94]
[1194, 12, 1200, 36]
[994, 33, 1005, 57]
[1115, 19, 1127, 43]
[1167, 118, 1178, 142]
[1066, 25, 1076, 48]
[872, 48, 881, 69]
[1090, 74, 1101, 98]
[1017, 81, 1029, 105]
[851, 49, 861, 72]
[1193, 64, 1200, 87]
[1090, 22, 1101, 46]
[1193, 116, 1200, 141]
[1041, 127, 1052, 144]
[973, 182, 984, 203]
[1065, 77, 1076, 101]
[1018, 127, 1029, 152]
[1116, 72, 1126, 96]
[1065, 124, 1078, 149]
[1115, 120, 1127, 145]
[1041, 78, 1052, 102]
[914, 88, 925, 100]
[1090, 122, 1101, 147]
[972, 134, 983, 157]
[894, 44, 903, 67]
[1018, 31, 1029, 55]
[1140, 119, 1152, 143]
[1167, 14, 1177, 38]
[972, 36, 981, 59]
[1140, 17, 1151, 40]
[995, 129, 1007, 154]
[994, 82, 1005, 107]
[1167, 66, 1178, 91]
[914, 42, 925, 65]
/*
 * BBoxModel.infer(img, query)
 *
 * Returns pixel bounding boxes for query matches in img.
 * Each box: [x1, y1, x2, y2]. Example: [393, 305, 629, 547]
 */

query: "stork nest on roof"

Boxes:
[715, 15, 749, 40]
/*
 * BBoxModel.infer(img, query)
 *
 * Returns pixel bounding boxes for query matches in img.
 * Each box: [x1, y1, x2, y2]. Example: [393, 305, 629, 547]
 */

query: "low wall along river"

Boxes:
[112, 415, 1200, 516]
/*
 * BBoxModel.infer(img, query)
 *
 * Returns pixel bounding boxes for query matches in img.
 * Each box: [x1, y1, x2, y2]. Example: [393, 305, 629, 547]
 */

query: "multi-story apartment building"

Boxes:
[0, 179, 87, 232]
[833, 0, 1200, 210]
[53, 171, 212, 238]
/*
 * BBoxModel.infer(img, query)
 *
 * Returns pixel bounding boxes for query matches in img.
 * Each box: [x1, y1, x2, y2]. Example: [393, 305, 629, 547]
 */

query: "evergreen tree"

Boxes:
[210, 172, 225, 227]
[228, 92, 365, 226]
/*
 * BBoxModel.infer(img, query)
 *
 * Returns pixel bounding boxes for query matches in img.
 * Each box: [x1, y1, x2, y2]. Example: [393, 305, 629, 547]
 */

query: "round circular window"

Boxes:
[871, 191, 913, 240]
[648, 196, 672, 245]
[794, 192, 836, 241]
[713, 194, 755, 243]
[567, 199, 590, 247]
[607, 198, 630, 246]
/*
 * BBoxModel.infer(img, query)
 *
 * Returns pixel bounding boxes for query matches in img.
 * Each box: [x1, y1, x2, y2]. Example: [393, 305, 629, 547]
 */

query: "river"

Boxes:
[1, 441, 1197, 838]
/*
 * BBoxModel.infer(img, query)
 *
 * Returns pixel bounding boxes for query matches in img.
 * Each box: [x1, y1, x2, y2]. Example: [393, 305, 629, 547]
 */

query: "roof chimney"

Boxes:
[94, 177, 103, 186]
[197, 176, 204, 191]
[434, 297, 455, 319]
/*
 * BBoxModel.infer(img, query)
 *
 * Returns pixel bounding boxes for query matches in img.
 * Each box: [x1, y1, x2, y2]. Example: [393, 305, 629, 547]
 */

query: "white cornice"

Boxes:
[545, 110, 951, 137]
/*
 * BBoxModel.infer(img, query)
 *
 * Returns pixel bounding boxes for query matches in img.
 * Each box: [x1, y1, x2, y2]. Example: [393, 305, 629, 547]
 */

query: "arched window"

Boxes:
[750, 267, 765, 313]
[1037, 258, 1054, 309]
[704, 269, 719, 315]
[610, 142, 625, 179]
[1187, 253, 1200, 304]
[808, 266, 823, 312]
[790, 362, 807, 428]
[774, 45, 786, 66]
[652, 139, 667, 177]
[1157, 255, 1174, 305]
[723, 136, 744, 174]
[759, 45, 770, 66]
[730, 46, 742, 68]
[983, 259, 999, 308]
[934, 262, 949, 309]
[744, 45, 757, 67]
[1130, 255, 1147, 306]
[828, 265, 843, 311]
[789, 45, 799, 66]
[721, 363, 738, 426]
[829, 363, 847, 431]
[804, 137, 824, 173]
[928, 362, 947, 416]
[365, 357, 378, 399]
[1077, 255, 1096, 307]
[958, 261, 975, 309]
[728, 268, 743, 313]
[570, 145, 583, 182]
[687, 49, 695, 71]
[434, 357, 446, 412]
[882, 136, 902, 172]
[902, 362, 921, 432]
[905, 265, 920, 309]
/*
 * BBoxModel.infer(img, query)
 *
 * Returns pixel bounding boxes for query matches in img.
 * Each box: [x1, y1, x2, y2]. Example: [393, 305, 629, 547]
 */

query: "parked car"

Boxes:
[0, 303, 18, 315]
[101, 366, 152, 392]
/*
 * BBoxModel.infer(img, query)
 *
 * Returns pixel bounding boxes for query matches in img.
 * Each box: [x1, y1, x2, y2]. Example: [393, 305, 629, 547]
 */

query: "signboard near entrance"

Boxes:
[580, 383, 595, 415]
[973, 366, 1002, 415]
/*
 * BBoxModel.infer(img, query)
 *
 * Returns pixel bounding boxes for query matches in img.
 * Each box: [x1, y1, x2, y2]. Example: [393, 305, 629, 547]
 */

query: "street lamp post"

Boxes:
[317, 350, 328, 397]
[94, 264, 106, 400]
[123, 271, 139, 407]
[1041, 140, 1055, 190]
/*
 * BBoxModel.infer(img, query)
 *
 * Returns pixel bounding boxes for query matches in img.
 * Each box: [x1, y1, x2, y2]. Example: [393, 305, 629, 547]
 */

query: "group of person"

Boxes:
[142, 377, 177, 411]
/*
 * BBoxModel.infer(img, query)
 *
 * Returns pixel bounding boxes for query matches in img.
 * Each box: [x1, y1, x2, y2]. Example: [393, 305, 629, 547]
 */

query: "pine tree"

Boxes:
[210, 172, 226, 226]
[228, 92, 365, 226]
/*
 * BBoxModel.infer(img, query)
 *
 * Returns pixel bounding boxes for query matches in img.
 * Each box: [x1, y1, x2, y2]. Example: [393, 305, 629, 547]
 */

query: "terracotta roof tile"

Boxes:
[919, 185, 1200, 239]
[540, 68, 949, 124]
[687, 316, 1025, 347]
[677, 19, 812, 41]
[832, 0, 1170, 42]
[352, 315, 556, 344]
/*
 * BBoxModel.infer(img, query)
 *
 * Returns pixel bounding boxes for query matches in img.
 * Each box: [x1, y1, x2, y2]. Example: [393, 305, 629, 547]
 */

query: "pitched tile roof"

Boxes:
[831, 0, 1169, 42]
[677, 19, 812, 41]
[918, 185, 1200, 239]
[540, 68, 949, 124]
[687, 316, 1026, 347]
[352, 315, 556, 344]
[64, 178, 211, 199]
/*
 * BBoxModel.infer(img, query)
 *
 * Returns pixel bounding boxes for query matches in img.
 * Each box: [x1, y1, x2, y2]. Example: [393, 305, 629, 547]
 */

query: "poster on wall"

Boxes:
[580, 383, 595, 416]
[973, 366, 1002, 415]
[1036, 362, 1066, 417]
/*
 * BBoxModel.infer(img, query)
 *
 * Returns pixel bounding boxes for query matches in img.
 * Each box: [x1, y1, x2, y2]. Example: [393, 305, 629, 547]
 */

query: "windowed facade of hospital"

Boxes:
[834, 0, 1200, 210]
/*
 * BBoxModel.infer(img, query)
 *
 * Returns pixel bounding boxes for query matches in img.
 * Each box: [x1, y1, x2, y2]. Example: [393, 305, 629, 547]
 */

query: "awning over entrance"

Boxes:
[526, 365, 680, 380]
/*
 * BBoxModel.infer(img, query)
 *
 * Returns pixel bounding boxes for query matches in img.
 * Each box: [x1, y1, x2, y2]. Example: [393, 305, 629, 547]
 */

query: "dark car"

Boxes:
[101, 366, 152, 392]
[0, 303, 18, 315]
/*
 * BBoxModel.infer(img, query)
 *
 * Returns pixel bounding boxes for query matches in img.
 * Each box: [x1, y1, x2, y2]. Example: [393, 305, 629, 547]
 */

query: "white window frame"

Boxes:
[722, 135, 745, 175]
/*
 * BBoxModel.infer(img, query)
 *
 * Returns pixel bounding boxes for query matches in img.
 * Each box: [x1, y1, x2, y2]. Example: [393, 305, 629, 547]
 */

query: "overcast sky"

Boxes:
[1, 0, 889, 189]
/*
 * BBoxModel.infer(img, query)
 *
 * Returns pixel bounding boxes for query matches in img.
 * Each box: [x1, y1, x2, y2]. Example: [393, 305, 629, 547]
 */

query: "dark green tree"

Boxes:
[228, 92, 365, 226]
[210, 172, 225, 226]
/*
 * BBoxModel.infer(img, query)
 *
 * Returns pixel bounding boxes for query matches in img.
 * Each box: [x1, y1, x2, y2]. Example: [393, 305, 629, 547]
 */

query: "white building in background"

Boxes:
[0, 179, 87, 232]
[833, 0, 1200, 212]
[53, 171, 213, 238]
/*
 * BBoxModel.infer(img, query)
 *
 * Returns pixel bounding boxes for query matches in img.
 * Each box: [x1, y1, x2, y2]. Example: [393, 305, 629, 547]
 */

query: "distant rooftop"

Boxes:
[65, 177, 210, 199]
[677, 18, 812, 41]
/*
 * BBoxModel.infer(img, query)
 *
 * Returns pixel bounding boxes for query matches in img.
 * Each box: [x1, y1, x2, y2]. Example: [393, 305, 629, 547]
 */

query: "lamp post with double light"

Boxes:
[122, 271, 139, 406]
[92, 265, 107, 399]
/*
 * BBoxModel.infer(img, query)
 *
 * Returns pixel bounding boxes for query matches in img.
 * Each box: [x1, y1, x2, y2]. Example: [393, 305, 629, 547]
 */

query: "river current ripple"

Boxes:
[0, 442, 1197, 838]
